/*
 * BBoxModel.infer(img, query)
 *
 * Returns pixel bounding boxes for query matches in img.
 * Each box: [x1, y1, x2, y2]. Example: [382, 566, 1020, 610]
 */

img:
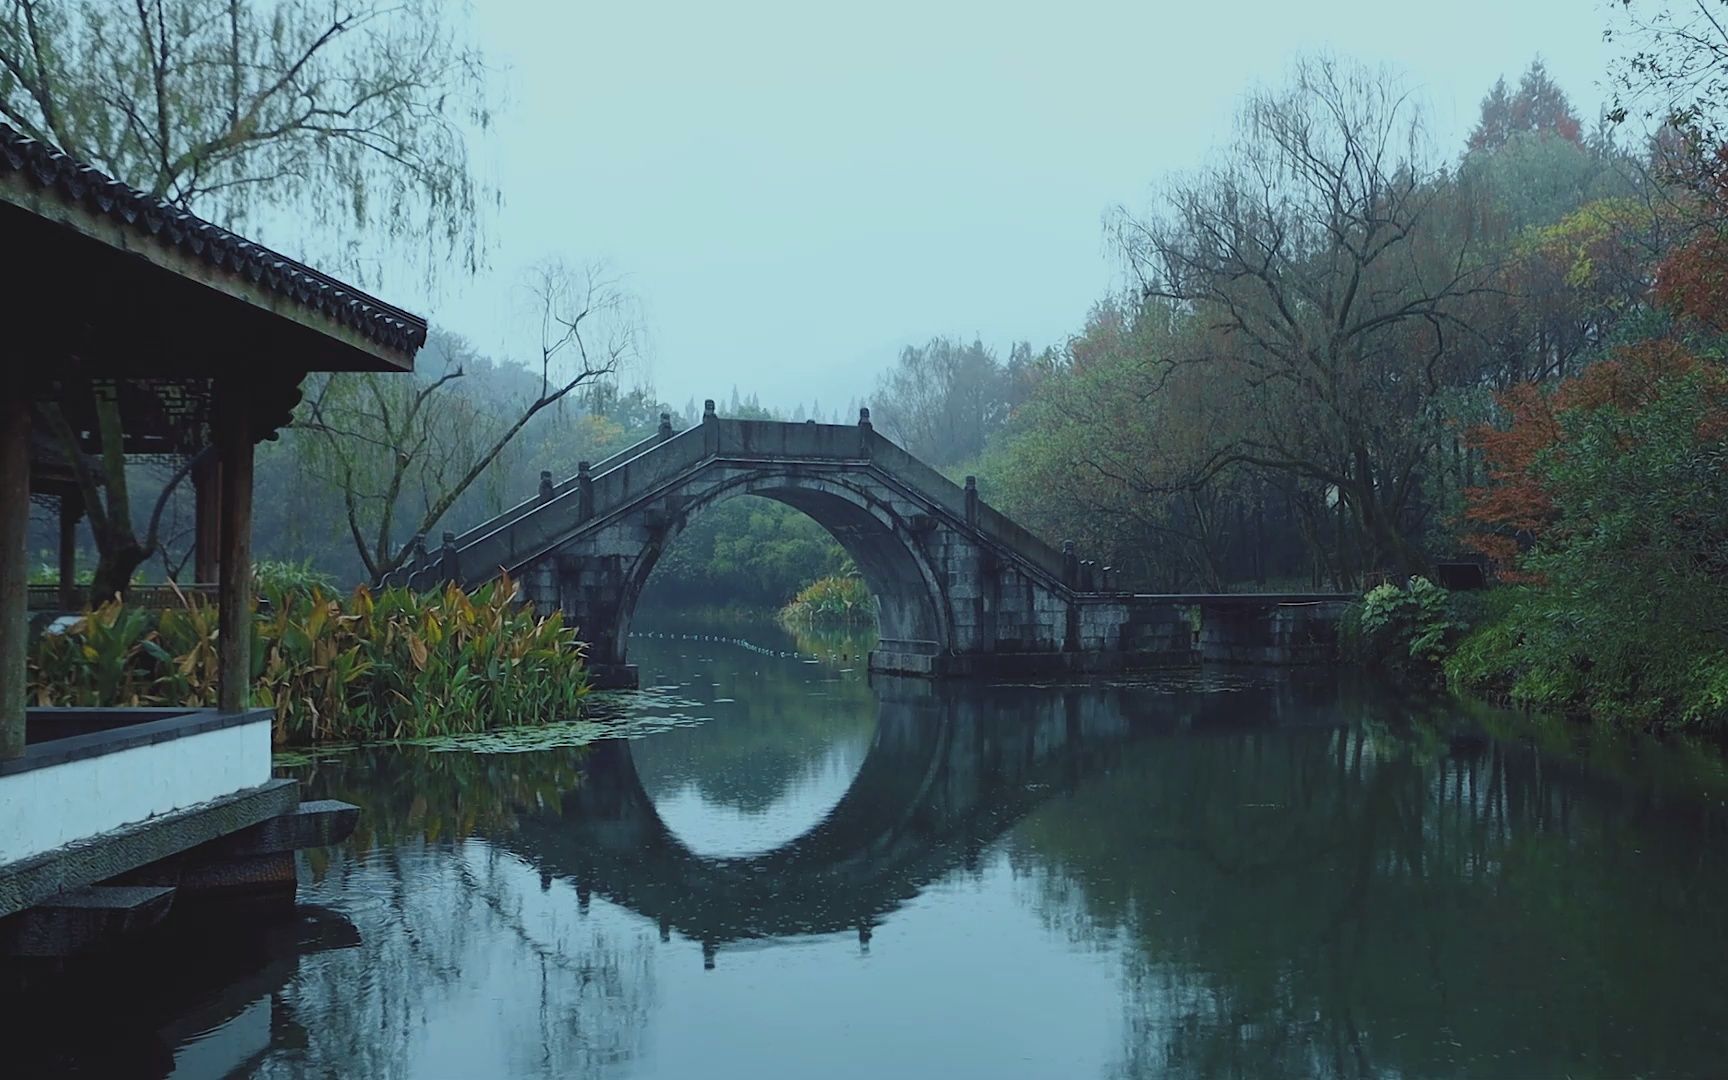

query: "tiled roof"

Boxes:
[0, 122, 428, 355]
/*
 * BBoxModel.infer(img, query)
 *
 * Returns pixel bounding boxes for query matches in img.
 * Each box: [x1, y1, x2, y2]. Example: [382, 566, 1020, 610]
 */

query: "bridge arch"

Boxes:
[607, 465, 954, 666]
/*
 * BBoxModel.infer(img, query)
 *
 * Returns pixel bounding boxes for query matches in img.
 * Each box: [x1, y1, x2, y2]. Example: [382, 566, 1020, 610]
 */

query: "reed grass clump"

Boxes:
[778, 574, 876, 629]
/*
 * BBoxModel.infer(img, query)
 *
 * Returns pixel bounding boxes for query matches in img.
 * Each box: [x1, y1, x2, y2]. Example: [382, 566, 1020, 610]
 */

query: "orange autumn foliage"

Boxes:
[1654, 146, 1728, 332]
[1463, 382, 1559, 573]
[1656, 228, 1728, 333]
[1463, 340, 1719, 576]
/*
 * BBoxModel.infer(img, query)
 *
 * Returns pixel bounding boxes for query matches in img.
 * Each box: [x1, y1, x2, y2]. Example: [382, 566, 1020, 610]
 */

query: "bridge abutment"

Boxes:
[1196, 600, 1353, 665]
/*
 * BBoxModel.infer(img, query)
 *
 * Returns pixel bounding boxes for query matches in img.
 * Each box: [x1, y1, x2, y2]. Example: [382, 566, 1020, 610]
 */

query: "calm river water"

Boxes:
[17, 614, 1728, 1078]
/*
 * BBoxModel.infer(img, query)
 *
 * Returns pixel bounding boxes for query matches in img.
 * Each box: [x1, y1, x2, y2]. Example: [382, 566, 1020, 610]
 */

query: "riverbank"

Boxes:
[1349, 576, 1728, 739]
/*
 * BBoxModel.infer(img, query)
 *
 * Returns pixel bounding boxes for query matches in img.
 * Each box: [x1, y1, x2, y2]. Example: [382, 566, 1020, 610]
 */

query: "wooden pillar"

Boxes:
[192, 453, 221, 583]
[216, 400, 254, 714]
[1, 394, 30, 759]
[57, 493, 78, 611]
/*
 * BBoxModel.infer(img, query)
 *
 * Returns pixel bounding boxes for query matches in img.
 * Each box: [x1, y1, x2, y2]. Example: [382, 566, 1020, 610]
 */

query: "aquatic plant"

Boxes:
[778, 574, 876, 629]
[27, 573, 590, 745]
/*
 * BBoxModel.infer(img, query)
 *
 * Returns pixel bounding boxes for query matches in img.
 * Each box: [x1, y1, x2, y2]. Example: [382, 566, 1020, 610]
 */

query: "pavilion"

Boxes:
[0, 122, 426, 950]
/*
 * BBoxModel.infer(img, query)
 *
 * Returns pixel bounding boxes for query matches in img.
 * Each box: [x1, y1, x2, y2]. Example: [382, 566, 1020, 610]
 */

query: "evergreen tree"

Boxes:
[1469, 60, 1583, 152]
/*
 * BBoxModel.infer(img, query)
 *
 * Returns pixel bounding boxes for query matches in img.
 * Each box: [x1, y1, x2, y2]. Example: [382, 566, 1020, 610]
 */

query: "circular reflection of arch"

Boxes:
[612, 470, 953, 657]
[502, 680, 1145, 965]
[627, 682, 878, 858]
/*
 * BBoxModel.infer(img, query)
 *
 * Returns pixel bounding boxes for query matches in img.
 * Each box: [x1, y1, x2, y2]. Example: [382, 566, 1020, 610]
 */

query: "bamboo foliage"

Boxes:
[28, 574, 590, 745]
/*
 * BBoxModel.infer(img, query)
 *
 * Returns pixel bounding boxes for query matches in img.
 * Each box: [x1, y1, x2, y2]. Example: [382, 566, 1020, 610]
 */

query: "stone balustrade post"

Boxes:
[659, 411, 673, 441]
[858, 406, 873, 459]
[437, 531, 459, 585]
[577, 461, 594, 521]
[538, 469, 554, 502]
[1063, 540, 1078, 589]
[964, 475, 979, 528]
[703, 399, 718, 455]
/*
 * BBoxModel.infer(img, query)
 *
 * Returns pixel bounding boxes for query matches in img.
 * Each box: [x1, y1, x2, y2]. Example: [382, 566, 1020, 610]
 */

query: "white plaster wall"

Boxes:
[0, 718, 273, 865]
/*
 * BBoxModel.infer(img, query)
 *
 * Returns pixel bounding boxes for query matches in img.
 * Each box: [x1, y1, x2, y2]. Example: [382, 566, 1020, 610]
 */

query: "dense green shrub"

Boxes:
[1345, 577, 1468, 679]
[779, 574, 876, 628]
[1446, 586, 1728, 731]
[29, 575, 589, 745]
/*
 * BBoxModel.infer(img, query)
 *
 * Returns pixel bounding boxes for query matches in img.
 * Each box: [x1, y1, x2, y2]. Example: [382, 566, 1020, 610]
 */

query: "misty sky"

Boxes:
[399, 0, 1618, 415]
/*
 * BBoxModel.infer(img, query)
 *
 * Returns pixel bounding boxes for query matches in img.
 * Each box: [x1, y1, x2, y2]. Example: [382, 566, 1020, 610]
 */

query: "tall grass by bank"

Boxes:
[778, 574, 875, 629]
[29, 574, 589, 745]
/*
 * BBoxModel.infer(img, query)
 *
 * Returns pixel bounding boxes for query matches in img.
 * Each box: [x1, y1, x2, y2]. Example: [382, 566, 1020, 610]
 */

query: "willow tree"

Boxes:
[1113, 56, 1496, 579]
[0, 0, 491, 598]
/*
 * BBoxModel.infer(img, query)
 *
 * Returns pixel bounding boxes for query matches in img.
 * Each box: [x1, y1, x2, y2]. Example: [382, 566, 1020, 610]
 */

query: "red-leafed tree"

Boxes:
[1461, 382, 1560, 574]
[1656, 226, 1728, 331]
[1651, 143, 1728, 332]
[1463, 339, 1719, 574]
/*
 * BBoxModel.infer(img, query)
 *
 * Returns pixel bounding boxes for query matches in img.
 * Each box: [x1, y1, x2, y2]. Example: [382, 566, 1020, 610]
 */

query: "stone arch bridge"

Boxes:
[389, 404, 1348, 688]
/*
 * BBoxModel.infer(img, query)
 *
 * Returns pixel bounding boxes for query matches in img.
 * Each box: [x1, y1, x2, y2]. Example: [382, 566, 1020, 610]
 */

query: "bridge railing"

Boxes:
[453, 422, 713, 582]
[441, 414, 867, 570]
[399, 409, 1116, 596]
[712, 418, 870, 461]
[861, 431, 1072, 585]
[440, 424, 676, 554]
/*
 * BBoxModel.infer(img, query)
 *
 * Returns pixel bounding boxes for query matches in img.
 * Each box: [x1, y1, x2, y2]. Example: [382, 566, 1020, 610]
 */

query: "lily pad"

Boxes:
[271, 745, 361, 767]
[271, 684, 715, 758]
[402, 711, 708, 754]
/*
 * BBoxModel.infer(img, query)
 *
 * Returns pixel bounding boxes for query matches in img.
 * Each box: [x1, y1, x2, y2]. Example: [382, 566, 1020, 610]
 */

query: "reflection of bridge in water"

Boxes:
[506, 675, 1336, 965]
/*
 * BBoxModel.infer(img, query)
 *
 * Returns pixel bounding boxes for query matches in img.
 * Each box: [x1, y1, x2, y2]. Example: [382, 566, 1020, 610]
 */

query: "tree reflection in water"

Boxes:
[1012, 695, 1728, 1079]
[295, 762, 643, 1071]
